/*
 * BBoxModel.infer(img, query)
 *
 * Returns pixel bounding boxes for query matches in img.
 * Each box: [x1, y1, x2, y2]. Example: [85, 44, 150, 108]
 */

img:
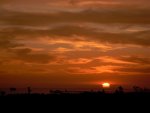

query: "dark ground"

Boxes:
[0, 91, 150, 112]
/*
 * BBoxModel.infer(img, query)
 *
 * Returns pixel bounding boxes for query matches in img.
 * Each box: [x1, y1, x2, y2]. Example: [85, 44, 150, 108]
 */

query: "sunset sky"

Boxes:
[0, 0, 150, 90]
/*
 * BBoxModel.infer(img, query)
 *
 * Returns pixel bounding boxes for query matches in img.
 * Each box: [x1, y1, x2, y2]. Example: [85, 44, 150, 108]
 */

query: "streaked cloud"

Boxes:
[0, 0, 150, 88]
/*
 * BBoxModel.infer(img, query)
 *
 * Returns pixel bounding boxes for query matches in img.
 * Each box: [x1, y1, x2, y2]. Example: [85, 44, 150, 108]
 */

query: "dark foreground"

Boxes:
[0, 91, 150, 111]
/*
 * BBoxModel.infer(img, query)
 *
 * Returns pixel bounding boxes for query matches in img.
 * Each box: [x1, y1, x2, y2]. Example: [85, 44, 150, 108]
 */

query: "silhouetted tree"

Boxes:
[0, 91, 5, 96]
[27, 87, 32, 94]
[133, 86, 143, 93]
[115, 86, 124, 94]
[50, 90, 63, 94]
[65, 89, 68, 93]
[10, 88, 16, 94]
[102, 89, 105, 94]
[143, 88, 150, 93]
[49, 90, 53, 94]
[90, 89, 94, 93]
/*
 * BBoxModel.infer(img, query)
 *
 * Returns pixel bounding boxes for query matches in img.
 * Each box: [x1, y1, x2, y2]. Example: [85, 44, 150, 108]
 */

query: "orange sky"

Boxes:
[0, 0, 150, 90]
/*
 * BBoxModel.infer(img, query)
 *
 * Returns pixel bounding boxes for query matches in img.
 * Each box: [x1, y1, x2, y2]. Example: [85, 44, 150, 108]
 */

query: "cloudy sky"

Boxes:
[0, 0, 150, 90]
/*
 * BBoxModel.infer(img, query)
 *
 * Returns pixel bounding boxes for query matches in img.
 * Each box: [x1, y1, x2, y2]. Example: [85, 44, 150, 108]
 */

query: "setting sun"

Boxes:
[102, 83, 110, 88]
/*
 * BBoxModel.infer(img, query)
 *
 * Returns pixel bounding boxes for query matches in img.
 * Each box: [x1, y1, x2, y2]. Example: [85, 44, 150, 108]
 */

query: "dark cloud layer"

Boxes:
[0, 9, 150, 26]
[12, 48, 55, 64]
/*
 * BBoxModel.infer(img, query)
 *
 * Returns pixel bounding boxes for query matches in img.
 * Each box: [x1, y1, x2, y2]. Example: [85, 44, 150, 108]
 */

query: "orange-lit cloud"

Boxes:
[0, 0, 150, 89]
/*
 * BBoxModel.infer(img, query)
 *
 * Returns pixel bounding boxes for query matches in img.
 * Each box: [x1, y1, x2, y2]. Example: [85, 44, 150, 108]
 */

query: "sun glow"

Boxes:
[102, 83, 110, 88]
